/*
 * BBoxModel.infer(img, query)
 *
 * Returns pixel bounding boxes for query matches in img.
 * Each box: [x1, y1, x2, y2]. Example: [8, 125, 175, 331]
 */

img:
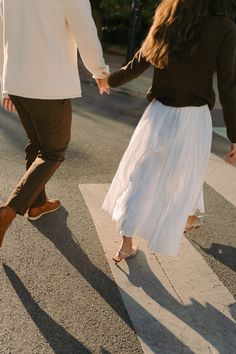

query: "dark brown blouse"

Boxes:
[108, 16, 236, 143]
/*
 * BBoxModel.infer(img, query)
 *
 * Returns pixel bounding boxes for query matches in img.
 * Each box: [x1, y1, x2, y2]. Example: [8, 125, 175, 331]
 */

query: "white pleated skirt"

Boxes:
[102, 99, 212, 256]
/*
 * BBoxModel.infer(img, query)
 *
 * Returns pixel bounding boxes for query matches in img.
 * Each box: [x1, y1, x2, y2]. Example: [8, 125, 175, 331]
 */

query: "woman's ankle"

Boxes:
[120, 235, 133, 251]
[187, 215, 198, 225]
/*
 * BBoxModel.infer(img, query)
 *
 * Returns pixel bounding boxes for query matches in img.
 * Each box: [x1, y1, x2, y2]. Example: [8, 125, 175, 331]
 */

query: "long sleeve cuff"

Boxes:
[92, 64, 110, 79]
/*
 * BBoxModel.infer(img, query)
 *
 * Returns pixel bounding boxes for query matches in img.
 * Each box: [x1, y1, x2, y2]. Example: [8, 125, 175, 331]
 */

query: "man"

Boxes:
[0, 0, 109, 247]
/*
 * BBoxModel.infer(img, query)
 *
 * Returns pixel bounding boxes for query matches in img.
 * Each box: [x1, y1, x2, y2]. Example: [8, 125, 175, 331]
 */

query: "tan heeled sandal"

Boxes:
[112, 246, 139, 265]
[184, 216, 203, 233]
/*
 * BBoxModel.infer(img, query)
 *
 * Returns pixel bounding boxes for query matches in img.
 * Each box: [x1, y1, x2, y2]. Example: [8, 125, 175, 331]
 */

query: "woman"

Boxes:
[101, 0, 236, 261]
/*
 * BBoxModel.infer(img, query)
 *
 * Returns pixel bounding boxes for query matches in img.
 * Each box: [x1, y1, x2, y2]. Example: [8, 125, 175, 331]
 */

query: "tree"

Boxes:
[142, 1, 159, 23]
[91, 0, 159, 43]
[100, 0, 128, 12]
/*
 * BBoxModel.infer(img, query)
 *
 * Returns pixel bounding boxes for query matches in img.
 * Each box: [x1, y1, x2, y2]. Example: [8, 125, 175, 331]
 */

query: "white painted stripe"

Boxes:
[80, 183, 236, 354]
[206, 153, 236, 207]
[213, 127, 227, 139]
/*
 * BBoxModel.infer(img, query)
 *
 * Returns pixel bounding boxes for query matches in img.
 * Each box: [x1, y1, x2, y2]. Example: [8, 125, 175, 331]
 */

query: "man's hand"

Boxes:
[2, 97, 16, 112]
[96, 72, 110, 95]
[225, 143, 236, 165]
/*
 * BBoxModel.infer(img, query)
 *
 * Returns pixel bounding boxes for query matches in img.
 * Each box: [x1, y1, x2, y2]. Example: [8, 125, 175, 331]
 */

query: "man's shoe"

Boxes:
[0, 206, 16, 248]
[27, 199, 61, 221]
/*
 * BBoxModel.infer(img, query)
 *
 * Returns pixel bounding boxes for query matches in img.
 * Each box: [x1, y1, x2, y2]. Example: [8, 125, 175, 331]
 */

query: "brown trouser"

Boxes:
[7, 96, 72, 215]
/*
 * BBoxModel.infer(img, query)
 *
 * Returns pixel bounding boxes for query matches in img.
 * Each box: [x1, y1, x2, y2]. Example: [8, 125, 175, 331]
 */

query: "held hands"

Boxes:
[2, 96, 16, 112]
[225, 143, 236, 165]
[96, 72, 110, 95]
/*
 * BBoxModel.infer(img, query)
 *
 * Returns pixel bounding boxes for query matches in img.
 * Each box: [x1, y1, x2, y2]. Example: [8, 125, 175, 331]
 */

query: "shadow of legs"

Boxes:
[122, 250, 236, 353]
[3, 264, 91, 354]
[29, 208, 195, 353]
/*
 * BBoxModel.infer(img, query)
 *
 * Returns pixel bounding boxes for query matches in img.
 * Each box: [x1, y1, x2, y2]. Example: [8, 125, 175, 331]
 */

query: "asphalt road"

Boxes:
[0, 81, 145, 353]
[0, 68, 235, 353]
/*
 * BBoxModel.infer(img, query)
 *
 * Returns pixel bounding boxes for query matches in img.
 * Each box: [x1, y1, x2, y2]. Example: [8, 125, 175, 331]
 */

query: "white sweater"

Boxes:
[0, 0, 109, 99]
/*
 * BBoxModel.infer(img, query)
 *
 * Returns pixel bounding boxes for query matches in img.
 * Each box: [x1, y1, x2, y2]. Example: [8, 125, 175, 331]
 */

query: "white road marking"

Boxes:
[79, 183, 236, 354]
[206, 153, 236, 207]
[213, 127, 227, 139]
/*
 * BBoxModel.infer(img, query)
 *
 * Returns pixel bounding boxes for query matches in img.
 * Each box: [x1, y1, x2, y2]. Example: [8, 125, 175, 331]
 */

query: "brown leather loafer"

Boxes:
[27, 199, 61, 221]
[0, 206, 16, 248]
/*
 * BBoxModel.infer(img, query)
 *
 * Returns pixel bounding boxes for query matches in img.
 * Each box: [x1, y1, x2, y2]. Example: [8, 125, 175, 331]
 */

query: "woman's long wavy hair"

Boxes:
[141, 0, 235, 69]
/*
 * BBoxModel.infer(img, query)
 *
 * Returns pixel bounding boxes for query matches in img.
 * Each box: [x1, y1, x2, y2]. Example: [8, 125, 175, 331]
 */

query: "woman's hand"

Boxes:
[96, 72, 110, 95]
[225, 143, 236, 165]
[2, 96, 16, 112]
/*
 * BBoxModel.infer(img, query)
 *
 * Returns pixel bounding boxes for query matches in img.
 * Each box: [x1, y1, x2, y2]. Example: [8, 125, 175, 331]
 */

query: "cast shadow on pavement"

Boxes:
[119, 250, 236, 354]
[72, 87, 145, 128]
[194, 242, 236, 273]
[3, 264, 92, 354]
[100, 349, 111, 354]
[29, 207, 195, 354]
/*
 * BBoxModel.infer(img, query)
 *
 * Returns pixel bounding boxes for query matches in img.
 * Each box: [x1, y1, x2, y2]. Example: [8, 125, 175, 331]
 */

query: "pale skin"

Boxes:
[2, 97, 16, 112]
[96, 72, 110, 95]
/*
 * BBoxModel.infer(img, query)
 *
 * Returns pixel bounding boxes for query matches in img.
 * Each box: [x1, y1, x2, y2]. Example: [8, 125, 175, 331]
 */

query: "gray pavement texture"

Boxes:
[0, 54, 235, 353]
[188, 184, 236, 298]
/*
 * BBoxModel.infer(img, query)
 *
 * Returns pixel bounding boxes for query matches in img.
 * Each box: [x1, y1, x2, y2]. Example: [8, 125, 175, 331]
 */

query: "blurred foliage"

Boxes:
[91, 0, 160, 45]
[142, 1, 160, 22]
[100, 0, 128, 12]
[91, 1, 236, 45]
[100, 0, 159, 21]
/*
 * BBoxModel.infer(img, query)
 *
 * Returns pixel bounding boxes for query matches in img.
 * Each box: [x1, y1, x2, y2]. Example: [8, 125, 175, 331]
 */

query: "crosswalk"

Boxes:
[213, 127, 227, 139]
[80, 183, 236, 354]
[206, 153, 236, 207]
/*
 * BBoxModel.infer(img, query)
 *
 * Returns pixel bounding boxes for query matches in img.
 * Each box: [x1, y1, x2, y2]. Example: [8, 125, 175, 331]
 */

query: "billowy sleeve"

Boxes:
[63, 0, 109, 79]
